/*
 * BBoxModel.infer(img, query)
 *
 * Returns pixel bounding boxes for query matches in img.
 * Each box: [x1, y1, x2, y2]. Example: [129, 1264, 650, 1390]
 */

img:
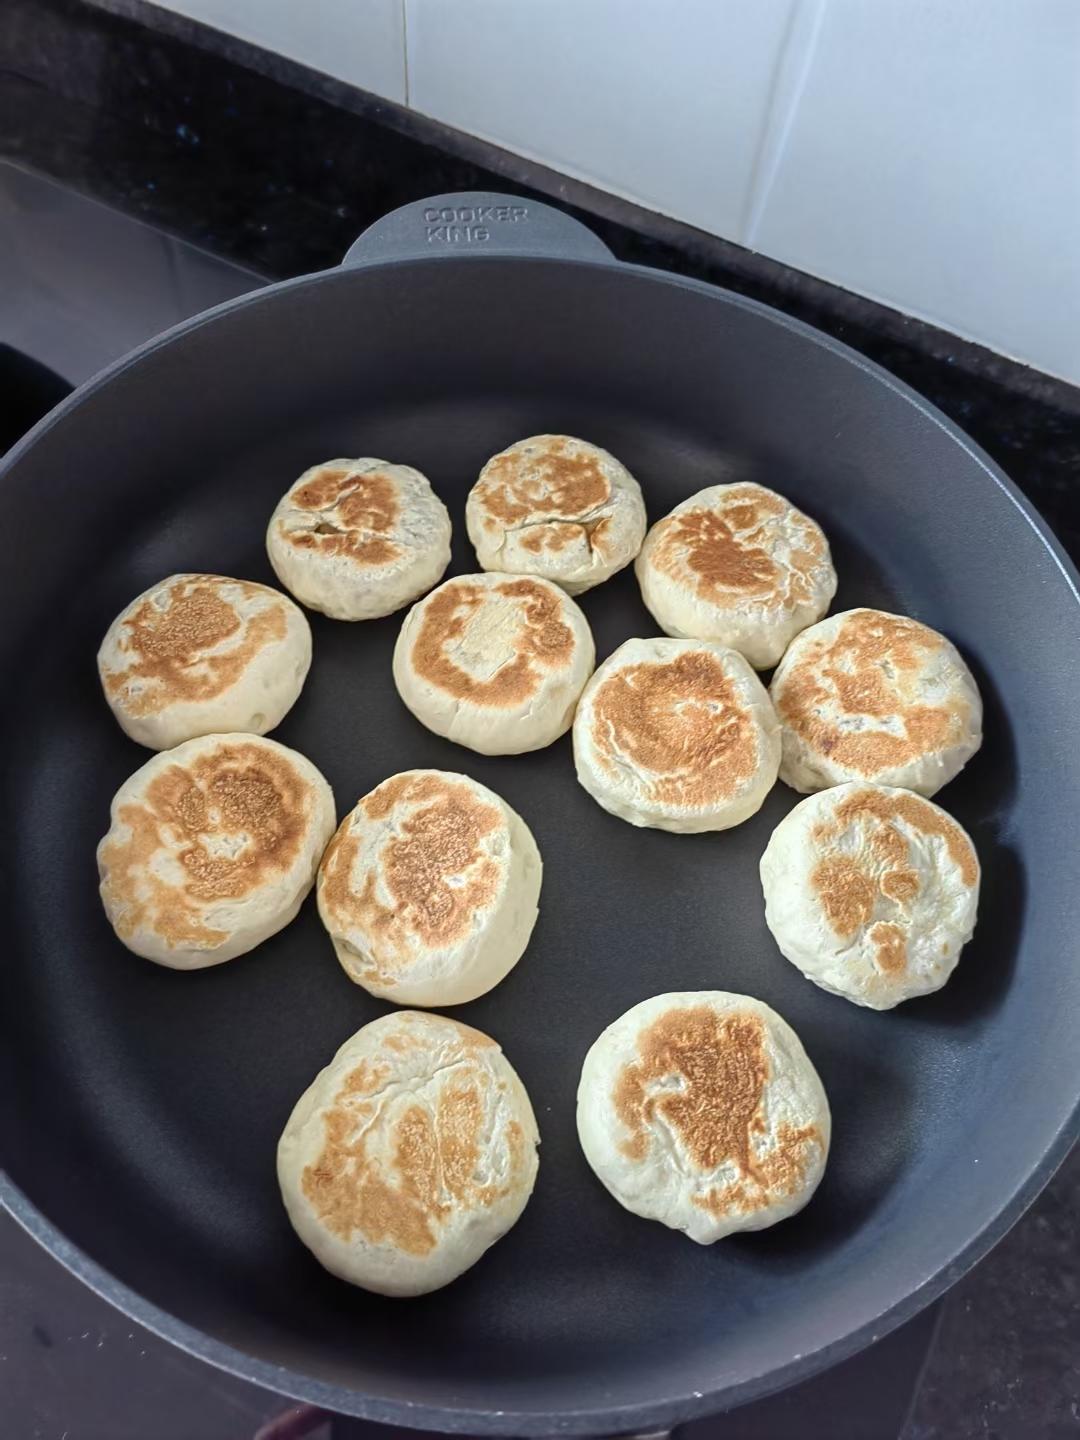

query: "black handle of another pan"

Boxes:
[340, 191, 614, 267]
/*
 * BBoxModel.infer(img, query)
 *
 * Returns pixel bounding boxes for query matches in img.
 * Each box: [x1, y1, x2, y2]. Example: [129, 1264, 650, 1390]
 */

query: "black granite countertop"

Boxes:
[2, 3, 1079, 1438]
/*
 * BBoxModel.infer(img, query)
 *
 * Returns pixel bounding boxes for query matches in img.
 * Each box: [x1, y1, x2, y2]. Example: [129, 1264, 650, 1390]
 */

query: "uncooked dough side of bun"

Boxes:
[573, 636, 780, 832]
[266, 458, 452, 621]
[577, 991, 830, 1244]
[760, 782, 980, 1009]
[97, 573, 312, 750]
[770, 607, 983, 796]
[635, 483, 837, 668]
[393, 572, 595, 755]
[278, 1010, 540, 1296]
[97, 733, 336, 968]
[318, 769, 542, 1006]
[466, 434, 647, 595]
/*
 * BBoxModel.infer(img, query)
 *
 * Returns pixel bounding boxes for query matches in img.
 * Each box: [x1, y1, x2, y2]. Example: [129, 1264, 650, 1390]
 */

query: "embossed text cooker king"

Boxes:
[2, 194, 1078, 1433]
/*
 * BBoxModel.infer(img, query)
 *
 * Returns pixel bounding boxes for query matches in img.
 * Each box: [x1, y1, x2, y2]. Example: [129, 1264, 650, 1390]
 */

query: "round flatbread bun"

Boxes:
[466, 434, 646, 594]
[97, 733, 335, 968]
[635, 483, 837, 668]
[577, 992, 830, 1243]
[771, 608, 983, 796]
[278, 1011, 540, 1297]
[393, 572, 595, 755]
[318, 770, 542, 1006]
[573, 637, 780, 832]
[98, 573, 312, 750]
[761, 783, 980, 1009]
[266, 458, 451, 620]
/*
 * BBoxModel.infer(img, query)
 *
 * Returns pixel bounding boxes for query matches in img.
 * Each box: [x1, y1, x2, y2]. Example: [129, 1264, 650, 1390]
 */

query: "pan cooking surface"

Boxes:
[3, 258, 1078, 1430]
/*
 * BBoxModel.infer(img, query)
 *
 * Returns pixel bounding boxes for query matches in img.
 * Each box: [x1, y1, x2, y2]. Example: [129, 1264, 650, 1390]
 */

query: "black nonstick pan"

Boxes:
[3, 191, 1079, 1434]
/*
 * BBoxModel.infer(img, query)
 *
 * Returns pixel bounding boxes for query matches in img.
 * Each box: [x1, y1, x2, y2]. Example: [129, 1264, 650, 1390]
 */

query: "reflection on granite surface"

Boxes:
[1, 2, 1079, 1438]
[903, 1147, 1080, 1440]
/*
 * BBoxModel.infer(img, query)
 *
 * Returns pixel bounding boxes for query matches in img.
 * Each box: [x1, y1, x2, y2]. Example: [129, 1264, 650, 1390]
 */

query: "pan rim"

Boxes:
[3, 249, 1079, 1431]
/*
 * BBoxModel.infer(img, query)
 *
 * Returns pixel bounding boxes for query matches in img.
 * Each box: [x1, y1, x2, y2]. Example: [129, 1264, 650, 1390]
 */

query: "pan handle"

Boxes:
[340, 191, 613, 267]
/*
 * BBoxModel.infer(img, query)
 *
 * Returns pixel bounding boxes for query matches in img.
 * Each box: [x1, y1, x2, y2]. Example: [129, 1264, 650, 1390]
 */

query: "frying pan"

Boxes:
[2, 191, 1079, 1434]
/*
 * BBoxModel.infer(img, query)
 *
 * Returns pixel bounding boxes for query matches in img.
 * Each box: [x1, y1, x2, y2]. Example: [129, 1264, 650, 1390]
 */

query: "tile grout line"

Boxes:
[739, 0, 827, 250]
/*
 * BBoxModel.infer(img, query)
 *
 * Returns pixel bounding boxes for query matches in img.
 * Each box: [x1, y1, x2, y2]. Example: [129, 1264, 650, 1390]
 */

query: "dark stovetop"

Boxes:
[2, 3, 1079, 1438]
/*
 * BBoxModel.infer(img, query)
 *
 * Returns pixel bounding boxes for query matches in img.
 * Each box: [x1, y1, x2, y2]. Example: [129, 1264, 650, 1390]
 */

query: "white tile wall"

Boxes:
[151, 0, 407, 103]
[404, 0, 796, 242]
[752, 0, 1080, 382]
[143, 0, 1080, 382]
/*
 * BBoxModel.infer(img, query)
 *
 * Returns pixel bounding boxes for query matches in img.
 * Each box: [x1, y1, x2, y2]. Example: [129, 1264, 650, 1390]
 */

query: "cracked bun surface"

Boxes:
[761, 782, 980, 1009]
[267, 458, 451, 621]
[97, 733, 335, 969]
[278, 1011, 540, 1296]
[318, 770, 541, 1007]
[98, 573, 312, 750]
[771, 608, 983, 796]
[635, 483, 836, 668]
[393, 572, 595, 755]
[466, 434, 646, 594]
[577, 992, 830, 1243]
[573, 637, 780, 832]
